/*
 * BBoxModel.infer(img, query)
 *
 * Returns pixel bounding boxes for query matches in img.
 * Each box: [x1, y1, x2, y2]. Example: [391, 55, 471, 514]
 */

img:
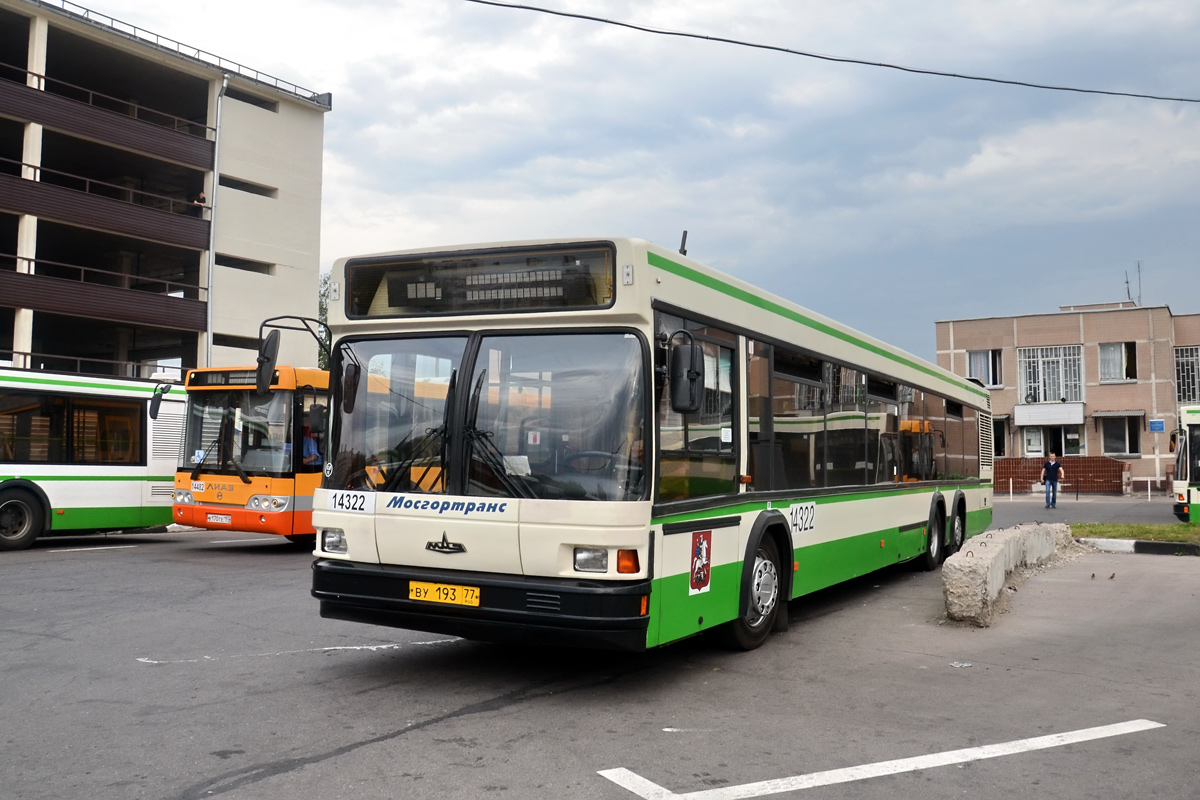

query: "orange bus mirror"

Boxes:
[255, 329, 280, 394]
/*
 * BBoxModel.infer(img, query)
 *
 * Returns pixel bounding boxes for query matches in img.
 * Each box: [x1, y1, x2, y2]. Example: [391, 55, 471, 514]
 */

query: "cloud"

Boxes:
[86, 0, 1200, 356]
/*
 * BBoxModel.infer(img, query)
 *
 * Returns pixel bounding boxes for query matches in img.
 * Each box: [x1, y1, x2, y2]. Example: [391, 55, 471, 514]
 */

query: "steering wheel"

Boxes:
[565, 450, 615, 472]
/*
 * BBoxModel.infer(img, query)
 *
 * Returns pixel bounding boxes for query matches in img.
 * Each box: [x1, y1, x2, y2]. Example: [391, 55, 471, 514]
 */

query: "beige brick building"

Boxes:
[937, 303, 1200, 492]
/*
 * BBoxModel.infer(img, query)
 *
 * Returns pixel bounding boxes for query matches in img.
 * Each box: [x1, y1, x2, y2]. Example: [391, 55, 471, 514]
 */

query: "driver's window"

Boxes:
[656, 312, 738, 502]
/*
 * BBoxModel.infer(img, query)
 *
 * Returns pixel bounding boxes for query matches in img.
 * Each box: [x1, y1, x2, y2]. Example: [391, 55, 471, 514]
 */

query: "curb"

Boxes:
[1078, 537, 1200, 557]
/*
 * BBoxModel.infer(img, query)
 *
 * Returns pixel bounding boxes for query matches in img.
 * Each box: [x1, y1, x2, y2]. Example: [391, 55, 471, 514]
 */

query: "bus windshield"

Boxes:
[330, 332, 646, 501]
[182, 389, 294, 477]
[1185, 426, 1200, 485]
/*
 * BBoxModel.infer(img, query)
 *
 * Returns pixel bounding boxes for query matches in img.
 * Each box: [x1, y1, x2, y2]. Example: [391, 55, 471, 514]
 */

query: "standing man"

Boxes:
[1040, 452, 1064, 509]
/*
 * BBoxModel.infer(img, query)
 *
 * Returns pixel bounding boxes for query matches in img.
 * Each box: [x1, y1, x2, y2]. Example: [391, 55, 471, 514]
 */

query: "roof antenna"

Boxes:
[678, 230, 688, 256]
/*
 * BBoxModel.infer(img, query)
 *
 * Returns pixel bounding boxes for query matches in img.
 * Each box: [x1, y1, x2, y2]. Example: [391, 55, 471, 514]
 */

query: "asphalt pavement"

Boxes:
[990, 490, 1180, 528]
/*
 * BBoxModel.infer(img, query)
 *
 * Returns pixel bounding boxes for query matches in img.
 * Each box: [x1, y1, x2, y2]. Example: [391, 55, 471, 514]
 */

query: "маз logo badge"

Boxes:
[426, 532, 467, 554]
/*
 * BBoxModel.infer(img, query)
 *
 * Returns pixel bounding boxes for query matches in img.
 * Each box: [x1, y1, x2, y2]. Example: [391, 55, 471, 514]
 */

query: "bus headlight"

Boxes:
[573, 547, 608, 573]
[322, 529, 347, 554]
[247, 495, 289, 511]
[172, 491, 194, 504]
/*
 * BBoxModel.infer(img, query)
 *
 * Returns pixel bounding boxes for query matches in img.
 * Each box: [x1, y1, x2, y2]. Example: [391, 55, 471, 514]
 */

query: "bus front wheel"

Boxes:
[718, 536, 781, 651]
[0, 490, 44, 551]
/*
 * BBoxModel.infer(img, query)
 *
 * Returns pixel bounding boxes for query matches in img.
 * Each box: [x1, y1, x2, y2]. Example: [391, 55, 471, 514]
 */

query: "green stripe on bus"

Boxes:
[652, 484, 994, 527]
[966, 506, 993, 537]
[647, 522, 932, 646]
[0, 373, 158, 394]
[48, 505, 172, 531]
[646, 504, 996, 647]
[647, 251, 988, 401]
[646, 560, 742, 646]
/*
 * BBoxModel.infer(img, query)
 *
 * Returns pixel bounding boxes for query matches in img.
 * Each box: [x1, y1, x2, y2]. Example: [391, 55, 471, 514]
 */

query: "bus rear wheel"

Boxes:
[920, 509, 943, 570]
[947, 510, 965, 556]
[718, 537, 781, 651]
[0, 490, 44, 551]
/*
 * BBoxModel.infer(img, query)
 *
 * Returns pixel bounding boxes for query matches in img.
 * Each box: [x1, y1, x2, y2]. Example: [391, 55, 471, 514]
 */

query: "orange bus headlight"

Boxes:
[617, 549, 640, 574]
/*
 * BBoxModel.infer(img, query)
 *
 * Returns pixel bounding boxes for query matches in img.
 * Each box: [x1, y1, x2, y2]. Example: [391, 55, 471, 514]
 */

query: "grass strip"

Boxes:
[1072, 522, 1200, 545]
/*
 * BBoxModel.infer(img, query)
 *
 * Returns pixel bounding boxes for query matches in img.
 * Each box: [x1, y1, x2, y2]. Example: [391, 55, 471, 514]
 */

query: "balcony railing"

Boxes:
[0, 156, 206, 217]
[1, 254, 206, 301]
[1, 348, 181, 380]
[30, 0, 331, 109]
[0, 61, 213, 139]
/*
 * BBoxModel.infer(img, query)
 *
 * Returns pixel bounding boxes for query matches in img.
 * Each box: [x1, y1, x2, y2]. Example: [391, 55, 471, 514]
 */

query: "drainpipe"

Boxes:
[205, 74, 228, 367]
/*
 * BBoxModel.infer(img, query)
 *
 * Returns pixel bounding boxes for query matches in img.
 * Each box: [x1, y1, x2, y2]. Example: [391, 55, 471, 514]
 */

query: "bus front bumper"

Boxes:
[1173, 502, 1190, 523]
[312, 558, 652, 651]
[173, 504, 311, 536]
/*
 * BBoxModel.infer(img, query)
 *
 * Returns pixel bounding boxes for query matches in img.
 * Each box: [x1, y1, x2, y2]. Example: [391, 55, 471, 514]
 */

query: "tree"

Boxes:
[317, 270, 331, 369]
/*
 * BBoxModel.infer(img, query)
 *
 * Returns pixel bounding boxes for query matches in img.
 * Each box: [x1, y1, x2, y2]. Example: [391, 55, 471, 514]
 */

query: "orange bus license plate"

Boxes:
[409, 581, 480, 607]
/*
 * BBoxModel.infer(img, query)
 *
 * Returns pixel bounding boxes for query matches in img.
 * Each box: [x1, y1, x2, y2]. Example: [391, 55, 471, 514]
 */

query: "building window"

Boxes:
[1101, 417, 1140, 455]
[993, 418, 1007, 457]
[1099, 342, 1137, 382]
[1056, 424, 1085, 456]
[1018, 345, 1082, 403]
[218, 175, 279, 199]
[1023, 427, 1043, 456]
[968, 349, 1003, 387]
[1177, 346, 1200, 404]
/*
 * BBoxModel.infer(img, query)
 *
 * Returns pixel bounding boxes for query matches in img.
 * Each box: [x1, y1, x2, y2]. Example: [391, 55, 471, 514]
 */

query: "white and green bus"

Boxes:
[0, 368, 183, 551]
[302, 238, 993, 650]
[1172, 406, 1200, 523]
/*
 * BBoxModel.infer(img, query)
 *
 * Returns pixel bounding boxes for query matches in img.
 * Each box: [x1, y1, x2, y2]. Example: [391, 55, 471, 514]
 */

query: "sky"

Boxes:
[73, 0, 1200, 360]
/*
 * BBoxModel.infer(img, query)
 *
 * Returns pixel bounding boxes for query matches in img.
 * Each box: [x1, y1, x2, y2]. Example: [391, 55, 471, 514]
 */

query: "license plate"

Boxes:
[409, 581, 480, 607]
[207, 513, 232, 524]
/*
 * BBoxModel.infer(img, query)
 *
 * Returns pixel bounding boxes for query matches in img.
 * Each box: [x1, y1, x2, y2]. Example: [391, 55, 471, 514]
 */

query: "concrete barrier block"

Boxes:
[942, 523, 1067, 626]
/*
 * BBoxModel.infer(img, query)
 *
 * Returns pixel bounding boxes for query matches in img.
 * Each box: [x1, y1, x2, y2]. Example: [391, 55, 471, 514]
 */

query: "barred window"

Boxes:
[1017, 346, 1083, 403]
[1177, 346, 1200, 404]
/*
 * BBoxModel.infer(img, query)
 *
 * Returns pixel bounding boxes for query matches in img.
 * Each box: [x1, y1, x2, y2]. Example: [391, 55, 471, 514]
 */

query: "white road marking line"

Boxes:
[208, 539, 266, 544]
[600, 719, 1164, 800]
[136, 639, 459, 664]
[52, 545, 138, 553]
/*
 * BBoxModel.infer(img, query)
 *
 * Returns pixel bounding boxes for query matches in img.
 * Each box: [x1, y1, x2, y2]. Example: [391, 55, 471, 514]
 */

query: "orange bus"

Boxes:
[172, 366, 329, 542]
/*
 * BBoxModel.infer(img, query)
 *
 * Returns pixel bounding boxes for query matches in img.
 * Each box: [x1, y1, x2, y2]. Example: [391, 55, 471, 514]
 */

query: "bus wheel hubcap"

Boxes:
[0, 502, 30, 539]
[748, 551, 779, 626]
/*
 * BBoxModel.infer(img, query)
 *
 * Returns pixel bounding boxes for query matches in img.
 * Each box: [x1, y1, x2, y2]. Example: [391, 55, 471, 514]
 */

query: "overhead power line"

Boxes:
[463, 0, 1200, 104]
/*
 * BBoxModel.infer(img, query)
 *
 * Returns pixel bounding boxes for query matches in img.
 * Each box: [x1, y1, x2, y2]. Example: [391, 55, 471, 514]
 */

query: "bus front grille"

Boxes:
[526, 592, 561, 612]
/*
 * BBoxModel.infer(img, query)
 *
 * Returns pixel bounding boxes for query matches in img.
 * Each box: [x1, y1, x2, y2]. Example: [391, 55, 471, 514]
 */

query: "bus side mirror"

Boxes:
[669, 335, 705, 414]
[309, 404, 327, 434]
[256, 329, 280, 395]
[342, 363, 361, 414]
[148, 384, 170, 420]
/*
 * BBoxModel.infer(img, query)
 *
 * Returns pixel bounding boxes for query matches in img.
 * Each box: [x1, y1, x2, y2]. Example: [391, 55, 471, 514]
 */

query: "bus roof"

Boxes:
[329, 237, 986, 409]
[185, 365, 329, 391]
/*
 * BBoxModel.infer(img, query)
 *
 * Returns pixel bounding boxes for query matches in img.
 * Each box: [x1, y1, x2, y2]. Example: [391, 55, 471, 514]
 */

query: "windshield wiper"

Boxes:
[190, 437, 220, 481]
[381, 369, 457, 494]
[463, 370, 536, 500]
[230, 458, 251, 484]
